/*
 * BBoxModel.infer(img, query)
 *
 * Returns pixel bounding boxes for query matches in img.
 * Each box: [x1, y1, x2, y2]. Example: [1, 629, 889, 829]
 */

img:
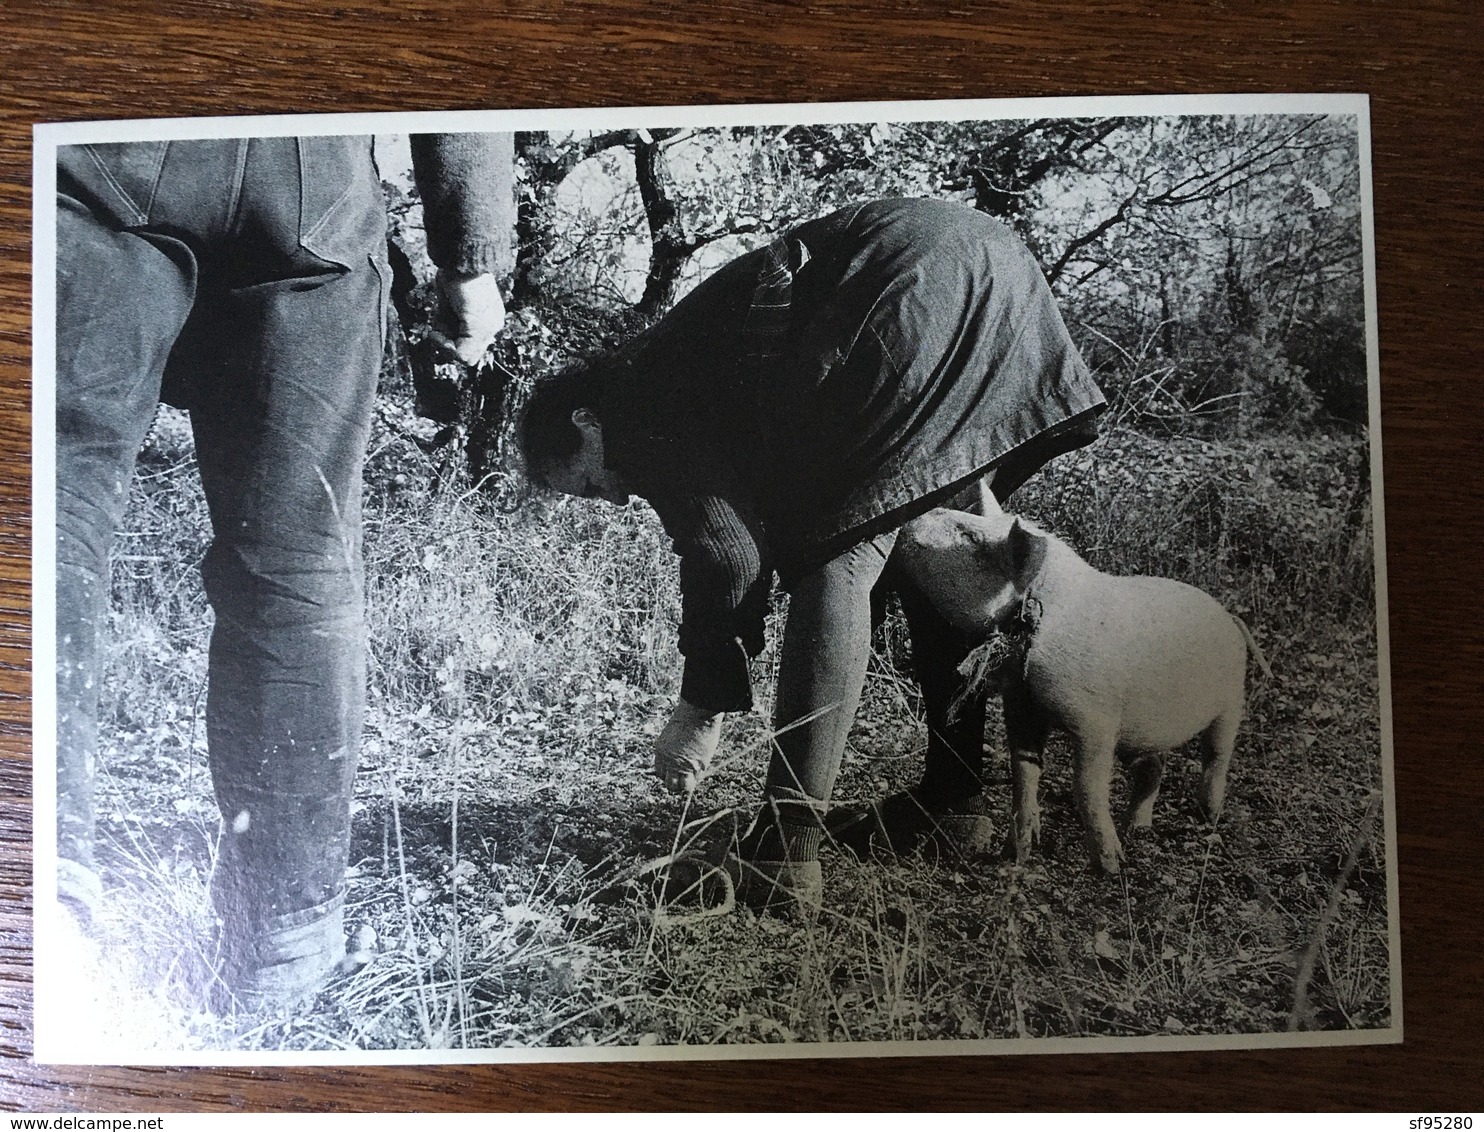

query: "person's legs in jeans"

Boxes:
[149, 136, 391, 1000]
[818, 570, 989, 861]
[53, 135, 387, 1003]
[54, 190, 196, 922]
[827, 479, 999, 858]
[738, 532, 895, 904]
[186, 242, 386, 1000]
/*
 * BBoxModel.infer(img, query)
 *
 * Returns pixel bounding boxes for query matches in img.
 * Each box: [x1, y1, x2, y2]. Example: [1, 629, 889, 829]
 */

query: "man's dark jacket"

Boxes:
[591, 197, 1107, 712]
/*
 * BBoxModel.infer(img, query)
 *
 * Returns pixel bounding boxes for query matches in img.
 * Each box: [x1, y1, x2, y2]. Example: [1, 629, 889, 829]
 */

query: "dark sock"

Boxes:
[739, 806, 823, 863]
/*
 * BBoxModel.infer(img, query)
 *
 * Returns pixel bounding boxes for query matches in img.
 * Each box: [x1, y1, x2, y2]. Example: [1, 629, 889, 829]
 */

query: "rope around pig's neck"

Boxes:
[946, 582, 1043, 722]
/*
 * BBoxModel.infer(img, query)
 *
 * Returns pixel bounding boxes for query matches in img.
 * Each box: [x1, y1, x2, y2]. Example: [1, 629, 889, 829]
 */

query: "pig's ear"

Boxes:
[1008, 519, 1049, 586]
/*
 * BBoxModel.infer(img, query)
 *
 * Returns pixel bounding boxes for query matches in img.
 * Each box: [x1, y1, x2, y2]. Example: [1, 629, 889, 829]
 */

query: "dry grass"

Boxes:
[74, 406, 1393, 1054]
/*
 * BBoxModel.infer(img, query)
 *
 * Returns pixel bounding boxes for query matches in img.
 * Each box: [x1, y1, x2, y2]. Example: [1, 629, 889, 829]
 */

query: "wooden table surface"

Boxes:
[2, 0, 1481, 1113]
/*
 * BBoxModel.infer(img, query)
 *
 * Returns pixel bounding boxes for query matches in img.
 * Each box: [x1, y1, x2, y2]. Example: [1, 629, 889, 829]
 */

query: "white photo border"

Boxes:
[31, 91, 1398, 1066]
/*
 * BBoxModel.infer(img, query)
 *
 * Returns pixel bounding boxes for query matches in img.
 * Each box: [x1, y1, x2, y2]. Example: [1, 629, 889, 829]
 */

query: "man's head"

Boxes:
[537, 407, 629, 504]
[518, 366, 630, 504]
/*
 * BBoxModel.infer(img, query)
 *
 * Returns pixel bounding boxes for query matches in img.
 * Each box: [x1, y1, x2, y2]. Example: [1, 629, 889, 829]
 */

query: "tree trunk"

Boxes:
[634, 130, 690, 319]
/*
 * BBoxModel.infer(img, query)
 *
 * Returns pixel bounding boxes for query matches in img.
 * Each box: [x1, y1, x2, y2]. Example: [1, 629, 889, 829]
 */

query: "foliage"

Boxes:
[505, 113, 1366, 443]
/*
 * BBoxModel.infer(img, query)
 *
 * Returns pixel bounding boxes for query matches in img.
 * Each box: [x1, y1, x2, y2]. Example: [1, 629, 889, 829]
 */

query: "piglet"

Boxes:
[895, 507, 1269, 875]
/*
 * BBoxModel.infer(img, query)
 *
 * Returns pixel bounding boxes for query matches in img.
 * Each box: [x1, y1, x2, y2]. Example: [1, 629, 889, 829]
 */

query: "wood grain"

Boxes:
[2, 0, 1481, 1112]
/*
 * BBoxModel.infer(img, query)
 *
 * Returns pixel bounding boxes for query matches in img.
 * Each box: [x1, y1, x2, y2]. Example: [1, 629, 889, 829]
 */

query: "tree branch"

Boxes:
[1048, 198, 1133, 285]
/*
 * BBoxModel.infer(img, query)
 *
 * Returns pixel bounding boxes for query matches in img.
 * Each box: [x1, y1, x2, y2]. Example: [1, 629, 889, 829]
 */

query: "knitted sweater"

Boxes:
[410, 133, 516, 277]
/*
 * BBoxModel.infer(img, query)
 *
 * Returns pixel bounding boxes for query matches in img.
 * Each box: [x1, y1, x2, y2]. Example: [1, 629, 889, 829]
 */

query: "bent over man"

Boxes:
[519, 198, 1105, 912]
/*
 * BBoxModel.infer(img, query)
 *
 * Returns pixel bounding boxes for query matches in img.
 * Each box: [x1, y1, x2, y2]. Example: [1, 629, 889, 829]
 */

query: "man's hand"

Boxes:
[654, 699, 725, 795]
[427, 268, 506, 366]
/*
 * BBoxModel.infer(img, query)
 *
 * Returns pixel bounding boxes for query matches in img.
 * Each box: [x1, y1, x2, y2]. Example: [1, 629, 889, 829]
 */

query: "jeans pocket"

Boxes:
[64, 141, 170, 227]
[367, 248, 390, 351]
[296, 136, 385, 270]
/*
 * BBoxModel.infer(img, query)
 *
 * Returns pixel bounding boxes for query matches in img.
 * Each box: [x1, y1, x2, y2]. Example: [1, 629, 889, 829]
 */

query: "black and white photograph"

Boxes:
[32, 93, 1399, 1063]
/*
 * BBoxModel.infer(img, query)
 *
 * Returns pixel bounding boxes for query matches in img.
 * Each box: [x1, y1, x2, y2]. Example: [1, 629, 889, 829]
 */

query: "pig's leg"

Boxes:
[1003, 684, 1049, 862]
[1071, 724, 1123, 875]
[1122, 750, 1165, 832]
[1198, 711, 1239, 822]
